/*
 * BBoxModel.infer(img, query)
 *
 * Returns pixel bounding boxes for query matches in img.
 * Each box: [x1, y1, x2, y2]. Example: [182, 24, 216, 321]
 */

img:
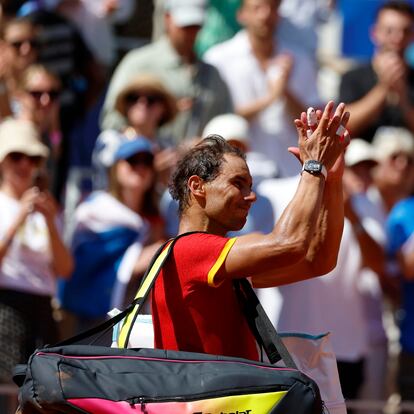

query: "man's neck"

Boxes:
[178, 209, 227, 237]
[248, 32, 275, 64]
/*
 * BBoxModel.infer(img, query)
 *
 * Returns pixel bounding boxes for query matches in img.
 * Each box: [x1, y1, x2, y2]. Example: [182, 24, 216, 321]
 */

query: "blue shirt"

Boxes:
[387, 196, 414, 353]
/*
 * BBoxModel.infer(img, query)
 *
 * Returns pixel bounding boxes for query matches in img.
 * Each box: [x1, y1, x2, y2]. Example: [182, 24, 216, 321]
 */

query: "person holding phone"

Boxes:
[0, 118, 73, 385]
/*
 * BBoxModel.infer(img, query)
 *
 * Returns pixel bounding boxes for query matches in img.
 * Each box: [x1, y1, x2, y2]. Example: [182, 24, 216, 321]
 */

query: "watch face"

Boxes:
[305, 160, 322, 172]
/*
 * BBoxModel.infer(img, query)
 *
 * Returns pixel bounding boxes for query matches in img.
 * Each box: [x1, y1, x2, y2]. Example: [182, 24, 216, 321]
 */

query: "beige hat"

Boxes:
[0, 118, 49, 163]
[345, 138, 378, 166]
[115, 74, 178, 126]
[372, 126, 414, 161]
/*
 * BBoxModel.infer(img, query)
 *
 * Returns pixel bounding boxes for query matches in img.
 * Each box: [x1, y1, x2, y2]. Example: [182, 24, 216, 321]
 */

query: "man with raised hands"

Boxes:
[151, 101, 350, 360]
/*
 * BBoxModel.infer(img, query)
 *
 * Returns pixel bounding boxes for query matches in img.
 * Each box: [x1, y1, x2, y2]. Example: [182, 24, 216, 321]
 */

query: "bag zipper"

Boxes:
[131, 384, 290, 412]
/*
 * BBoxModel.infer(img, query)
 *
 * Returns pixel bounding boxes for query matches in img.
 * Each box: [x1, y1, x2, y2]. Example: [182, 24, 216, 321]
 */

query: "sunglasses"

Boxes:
[125, 153, 154, 167]
[8, 152, 42, 165]
[9, 39, 39, 50]
[27, 90, 60, 102]
[124, 92, 163, 107]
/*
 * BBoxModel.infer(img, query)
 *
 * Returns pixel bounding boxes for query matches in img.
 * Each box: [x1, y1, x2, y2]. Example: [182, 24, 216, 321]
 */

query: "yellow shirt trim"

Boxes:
[207, 237, 237, 287]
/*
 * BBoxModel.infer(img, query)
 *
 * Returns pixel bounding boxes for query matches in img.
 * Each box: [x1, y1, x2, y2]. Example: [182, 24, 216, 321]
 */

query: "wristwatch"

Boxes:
[301, 160, 327, 179]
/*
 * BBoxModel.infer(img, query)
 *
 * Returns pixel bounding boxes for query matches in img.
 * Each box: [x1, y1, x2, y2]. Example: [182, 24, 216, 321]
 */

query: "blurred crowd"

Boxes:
[1, 0, 414, 412]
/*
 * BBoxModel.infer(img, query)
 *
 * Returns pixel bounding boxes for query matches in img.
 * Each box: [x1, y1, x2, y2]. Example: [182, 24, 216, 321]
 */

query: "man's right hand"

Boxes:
[293, 101, 350, 171]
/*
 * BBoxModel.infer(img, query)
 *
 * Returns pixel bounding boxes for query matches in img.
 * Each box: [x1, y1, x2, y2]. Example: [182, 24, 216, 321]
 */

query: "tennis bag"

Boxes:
[13, 234, 325, 414]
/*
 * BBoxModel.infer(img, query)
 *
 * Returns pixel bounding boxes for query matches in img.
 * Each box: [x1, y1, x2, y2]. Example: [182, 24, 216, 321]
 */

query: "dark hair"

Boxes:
[169, 135, 246, 214]
[376, 1, 414, 20]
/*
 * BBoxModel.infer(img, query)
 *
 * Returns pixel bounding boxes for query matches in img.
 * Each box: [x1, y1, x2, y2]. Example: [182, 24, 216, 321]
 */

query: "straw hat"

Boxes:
[0, 118, 49, 163]
[115, 74, 178, 126]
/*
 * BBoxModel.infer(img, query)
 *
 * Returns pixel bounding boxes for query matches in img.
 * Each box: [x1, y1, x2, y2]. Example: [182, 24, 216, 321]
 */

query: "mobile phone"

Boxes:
[32, 170, 49, 192]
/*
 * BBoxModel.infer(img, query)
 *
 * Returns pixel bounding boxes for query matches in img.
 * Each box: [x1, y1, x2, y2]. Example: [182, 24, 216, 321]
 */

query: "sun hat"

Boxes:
[0, 118, 49, 163]
[113, 136, 154, 164]
[115, 74, 177, 126]
[372, 126, 414, 161]
[345, 138, 378, 167]
[164, 0, 207, 27]
[202, 114, 249, 145]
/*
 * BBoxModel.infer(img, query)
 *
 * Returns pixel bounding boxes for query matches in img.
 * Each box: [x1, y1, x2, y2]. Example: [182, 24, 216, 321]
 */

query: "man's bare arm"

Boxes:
[218, 101, 349, 283]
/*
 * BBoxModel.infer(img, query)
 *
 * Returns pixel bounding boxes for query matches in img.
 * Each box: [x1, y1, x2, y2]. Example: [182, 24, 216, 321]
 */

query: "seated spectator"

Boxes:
[101, 0, 233, 145]
[204, 0, 321, 177]
[94, 73, 179, 190]
[339, 1, 414, 142]
[0, 118, 73, 384]
[58, 137, 165, 336]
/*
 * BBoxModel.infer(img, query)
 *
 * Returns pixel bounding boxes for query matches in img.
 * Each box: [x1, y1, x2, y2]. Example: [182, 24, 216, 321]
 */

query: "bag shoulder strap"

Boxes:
[233, 278, 297, 369]
[54, 234, 183, 347]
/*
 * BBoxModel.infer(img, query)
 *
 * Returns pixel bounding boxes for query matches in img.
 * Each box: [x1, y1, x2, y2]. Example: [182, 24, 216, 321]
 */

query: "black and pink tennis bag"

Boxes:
[13, 235, 325, 414]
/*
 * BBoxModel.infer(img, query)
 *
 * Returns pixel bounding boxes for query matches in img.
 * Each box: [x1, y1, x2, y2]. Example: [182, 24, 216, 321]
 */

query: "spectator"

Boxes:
[94, 73, 179, 190]
[339, 1, 414, 142]
[13, 65, 63, 197]
[100, 0, 233, 145]
[150, 102, 349, 359]
[0, 17, 39, 119]
[204, 0, 321, 177]
[370, 126, 414, 213]
[58, 137, 164, 335]
[0, 118, 73, 384]
[387, 193, 414, 412]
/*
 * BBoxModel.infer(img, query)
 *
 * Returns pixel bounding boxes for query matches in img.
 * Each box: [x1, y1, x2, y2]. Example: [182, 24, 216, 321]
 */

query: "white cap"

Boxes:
[372, 126, 414, 160]
[345, 138, 378, 166]
[164, 0, 207, 27]
[202, 114, 249, 144]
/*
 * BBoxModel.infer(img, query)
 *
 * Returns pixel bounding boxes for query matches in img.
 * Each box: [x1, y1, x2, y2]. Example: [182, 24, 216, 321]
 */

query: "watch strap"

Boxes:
[301, 161, 327, 180]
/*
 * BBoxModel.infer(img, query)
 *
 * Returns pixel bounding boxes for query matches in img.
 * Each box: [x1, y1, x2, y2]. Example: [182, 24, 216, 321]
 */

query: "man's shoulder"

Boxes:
[121, 38, 169, 62]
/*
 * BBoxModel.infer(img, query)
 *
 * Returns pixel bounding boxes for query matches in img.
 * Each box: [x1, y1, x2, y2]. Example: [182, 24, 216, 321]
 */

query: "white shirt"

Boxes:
[204, 30, 320, 177]
[0, 192, 55, 296]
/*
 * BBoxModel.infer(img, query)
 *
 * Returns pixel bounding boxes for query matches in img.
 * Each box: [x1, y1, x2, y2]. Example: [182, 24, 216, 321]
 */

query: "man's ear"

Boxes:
[237, 7, 246, 26]
[187, 175, 205, 198]
[370, 23, 379, 46]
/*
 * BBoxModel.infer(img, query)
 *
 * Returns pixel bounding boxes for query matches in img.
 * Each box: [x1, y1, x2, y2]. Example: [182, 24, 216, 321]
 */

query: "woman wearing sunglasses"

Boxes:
[94, 73, 179, 190]
[12, 64, 64, 200]
[0, 118, 73, 385]
[59, 136, 165, 335]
